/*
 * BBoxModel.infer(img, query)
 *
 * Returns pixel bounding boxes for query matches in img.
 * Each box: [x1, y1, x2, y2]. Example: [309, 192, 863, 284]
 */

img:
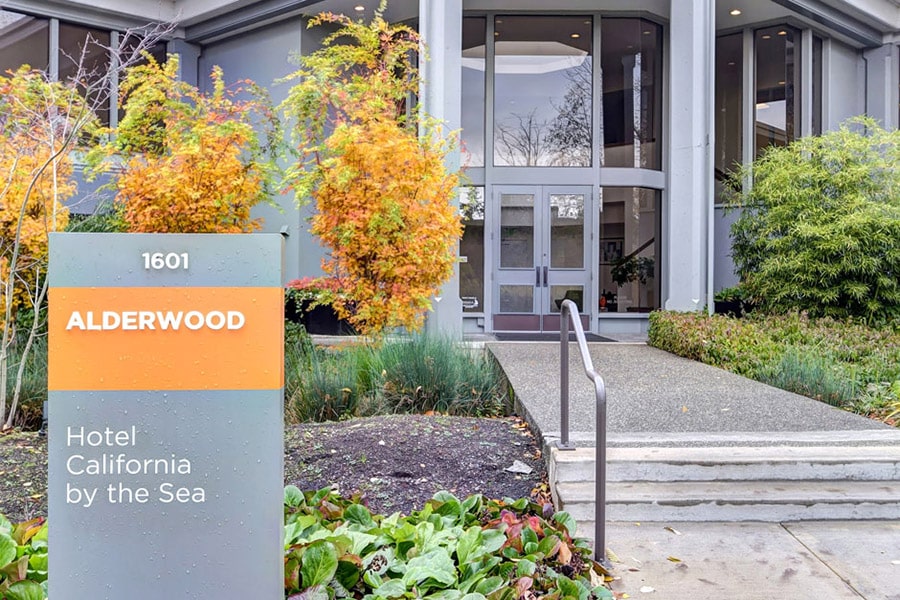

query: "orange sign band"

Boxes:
[48, 287, 283, 391]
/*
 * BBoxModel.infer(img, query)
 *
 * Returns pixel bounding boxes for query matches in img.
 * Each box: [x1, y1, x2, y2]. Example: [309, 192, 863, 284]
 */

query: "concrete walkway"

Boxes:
[488, 342, 895, 446]
[487, 342, 900, 600]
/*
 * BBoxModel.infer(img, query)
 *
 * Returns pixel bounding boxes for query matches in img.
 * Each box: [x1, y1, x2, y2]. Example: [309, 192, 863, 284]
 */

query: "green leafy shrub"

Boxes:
[726, 117, 900, 324]
[0, 514, 47, 599]
[2, 489, 612, 600]
[649, 310, 900, 421]
[285, 333, 509, 423]
[284, 486, 611, 600]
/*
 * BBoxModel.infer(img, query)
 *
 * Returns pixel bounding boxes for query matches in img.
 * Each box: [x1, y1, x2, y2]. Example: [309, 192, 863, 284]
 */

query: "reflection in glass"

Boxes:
[755, 26, 800, 157]
[493, 16, 592, 167]
[549, 194, 584, 269]
[59, 23, 111, 126]
[499, 285, 533, 313]
[598, 188, 659, 312]
[462, 17, 486, 168]
[551, 286, 583, 313]
[459, 187, 485, 312]
[499, 193, 534, 268]
[0, 10, 49, 73]
[600, 19, 662, 169]
[714, 34, 743, 204]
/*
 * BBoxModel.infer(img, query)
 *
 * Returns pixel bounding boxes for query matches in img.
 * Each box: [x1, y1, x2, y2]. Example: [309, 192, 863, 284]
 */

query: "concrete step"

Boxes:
[557, 479, 900, 524]
[551, 446, 900, 483]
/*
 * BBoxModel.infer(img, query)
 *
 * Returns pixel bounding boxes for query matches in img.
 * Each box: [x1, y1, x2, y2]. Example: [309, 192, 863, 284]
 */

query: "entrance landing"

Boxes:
[487, 342, 894, 447]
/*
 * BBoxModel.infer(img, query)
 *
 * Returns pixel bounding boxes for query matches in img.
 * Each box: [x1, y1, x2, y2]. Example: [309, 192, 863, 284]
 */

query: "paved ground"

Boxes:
[487, 341, 900, 599]
[606, 520, 900, 600]
[487, 342, 894, 446]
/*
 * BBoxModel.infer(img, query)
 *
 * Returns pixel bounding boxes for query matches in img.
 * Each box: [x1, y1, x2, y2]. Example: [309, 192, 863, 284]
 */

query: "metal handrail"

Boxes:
[558, 299, 608, 566]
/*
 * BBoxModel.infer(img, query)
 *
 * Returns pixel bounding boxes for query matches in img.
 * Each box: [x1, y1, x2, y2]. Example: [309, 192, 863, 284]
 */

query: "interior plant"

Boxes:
[610, 255, 654, 310]
[279, 1, 462, 336]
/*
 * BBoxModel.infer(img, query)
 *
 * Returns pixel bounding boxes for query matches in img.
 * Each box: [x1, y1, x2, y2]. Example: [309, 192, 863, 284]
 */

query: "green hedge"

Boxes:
[648, 311, 900, 419]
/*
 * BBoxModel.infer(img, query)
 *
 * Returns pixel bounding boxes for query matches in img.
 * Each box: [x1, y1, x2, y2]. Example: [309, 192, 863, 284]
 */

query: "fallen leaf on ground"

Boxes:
[667, 556, 681, 562]
[664, 526, 682, 535]
[505, 460, 533, 474]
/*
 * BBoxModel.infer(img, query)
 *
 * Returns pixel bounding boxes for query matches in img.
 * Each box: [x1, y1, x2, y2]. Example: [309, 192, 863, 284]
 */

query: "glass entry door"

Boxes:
[493, 186, 592, 332]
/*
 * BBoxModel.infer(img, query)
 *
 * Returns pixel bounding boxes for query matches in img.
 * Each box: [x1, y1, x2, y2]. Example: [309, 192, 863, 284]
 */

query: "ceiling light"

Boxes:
[778, 80, 786, 85]
[761, 34, 772, 39]
[584, 20, 591, 25]
[626, 44, 634, 49]
[730, 9, 742, 16]
[570, 33, 581, 39]
[494, 31, 499, 36]
[777, 30, 787, 35]
[496, 19, 503, 24]
[643, 30, 652, 35]
[727, 61, 736, 66]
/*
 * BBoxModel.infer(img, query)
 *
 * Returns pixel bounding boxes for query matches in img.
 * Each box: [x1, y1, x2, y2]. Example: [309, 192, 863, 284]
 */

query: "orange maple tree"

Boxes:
[281, 5, 461, 335]
[94, 55, 279, 233]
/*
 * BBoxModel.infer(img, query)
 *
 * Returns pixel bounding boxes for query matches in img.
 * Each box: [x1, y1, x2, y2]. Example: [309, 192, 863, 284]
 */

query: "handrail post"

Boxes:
[558, 305, 574, 450]
[557, 300, 609, 567]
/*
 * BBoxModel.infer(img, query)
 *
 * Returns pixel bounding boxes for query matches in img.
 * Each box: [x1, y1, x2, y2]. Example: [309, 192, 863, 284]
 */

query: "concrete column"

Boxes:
[420, 0, 464, 337]
[665, 0, 714, 312]
[167, 39, 200, 86]
[864, 44, 898, 130]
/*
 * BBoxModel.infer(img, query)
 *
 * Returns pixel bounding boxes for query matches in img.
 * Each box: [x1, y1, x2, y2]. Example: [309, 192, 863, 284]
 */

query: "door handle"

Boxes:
[543, 266, 548, 288]
[535, 266, 541, 287]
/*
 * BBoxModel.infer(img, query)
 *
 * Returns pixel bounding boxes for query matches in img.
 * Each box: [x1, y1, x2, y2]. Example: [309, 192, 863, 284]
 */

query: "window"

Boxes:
[59, 23, 111, 126]
[714, 33, 743, 204]
[0, 10, 49, 74]
[755, 25, 801, 156]
[461, 17, 486, 168]
[598, 187, 659, 312]
[812, 35, 823, 136]
[459, 187, 485, 312]
[493, 15, 592, 167]
[600, 19, 662, 169]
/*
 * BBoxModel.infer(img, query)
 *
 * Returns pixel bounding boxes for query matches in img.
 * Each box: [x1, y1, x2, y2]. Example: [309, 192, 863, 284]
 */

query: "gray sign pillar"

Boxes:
[48, 233, 284, 599]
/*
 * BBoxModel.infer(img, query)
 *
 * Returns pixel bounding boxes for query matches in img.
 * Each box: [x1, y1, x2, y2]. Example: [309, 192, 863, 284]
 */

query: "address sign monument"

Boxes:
[48, 233, 284, 599]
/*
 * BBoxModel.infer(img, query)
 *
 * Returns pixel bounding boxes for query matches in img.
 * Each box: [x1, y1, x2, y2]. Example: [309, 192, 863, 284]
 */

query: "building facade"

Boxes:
[3, 0, 899, 335]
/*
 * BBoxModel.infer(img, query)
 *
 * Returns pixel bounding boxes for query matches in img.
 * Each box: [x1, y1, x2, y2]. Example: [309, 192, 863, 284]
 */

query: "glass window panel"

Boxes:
[551, 285, 583, 313]
[598, 187, 659, 312]
[493, 15, 592, 167]
[755, 26, 800, 157]
[462, 17, 486, 168]
[499, 285, 533, 313]
[499, 193, 534, 268]
[59, 23, 111, 127]
[600, 18, 662, 169]
[812, 36, 823, 136]
[0, 10, 49, 73]
[549, 193, 584, 269]
[714, 34, 743, 204]
[459, 187, 485, 312]
[117, 34, 168, 123]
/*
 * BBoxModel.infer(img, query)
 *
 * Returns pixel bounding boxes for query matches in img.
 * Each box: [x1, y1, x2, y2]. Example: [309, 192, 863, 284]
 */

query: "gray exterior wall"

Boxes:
[826, 39, 866, 128]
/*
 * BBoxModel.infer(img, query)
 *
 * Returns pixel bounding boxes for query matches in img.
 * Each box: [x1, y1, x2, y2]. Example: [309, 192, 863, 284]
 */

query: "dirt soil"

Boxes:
[0, 415, 547, 522]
